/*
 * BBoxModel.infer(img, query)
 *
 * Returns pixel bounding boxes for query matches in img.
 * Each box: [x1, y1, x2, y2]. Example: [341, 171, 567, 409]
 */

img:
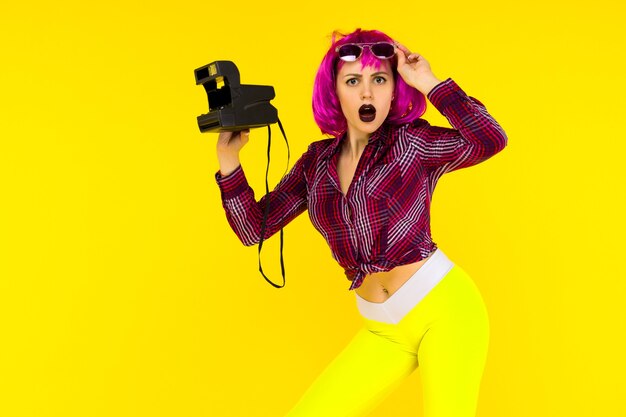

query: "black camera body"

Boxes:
[194, 60, 278, 133]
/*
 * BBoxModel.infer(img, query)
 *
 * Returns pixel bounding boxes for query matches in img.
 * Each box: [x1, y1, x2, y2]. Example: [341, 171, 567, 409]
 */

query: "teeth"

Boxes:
[359, 104, 376, 114]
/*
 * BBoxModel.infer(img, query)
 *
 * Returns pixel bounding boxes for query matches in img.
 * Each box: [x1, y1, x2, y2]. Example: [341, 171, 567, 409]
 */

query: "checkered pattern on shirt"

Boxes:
[215, 77, 507, 290]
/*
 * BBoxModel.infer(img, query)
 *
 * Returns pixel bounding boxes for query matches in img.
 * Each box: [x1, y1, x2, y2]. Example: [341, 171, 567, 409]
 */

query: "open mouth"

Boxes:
[359, 104, 376, 122]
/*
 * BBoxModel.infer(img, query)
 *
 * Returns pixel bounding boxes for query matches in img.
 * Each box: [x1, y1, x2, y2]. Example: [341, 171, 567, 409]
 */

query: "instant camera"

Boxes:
[194, 60, 278, 132]
[194, 59, 289, 288]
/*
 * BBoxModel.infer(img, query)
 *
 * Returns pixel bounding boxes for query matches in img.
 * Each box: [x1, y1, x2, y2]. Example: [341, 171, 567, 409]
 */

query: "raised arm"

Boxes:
[392, 44, 507, 174]
[407, 78, 508, 174]
[215, 135, 312, 246]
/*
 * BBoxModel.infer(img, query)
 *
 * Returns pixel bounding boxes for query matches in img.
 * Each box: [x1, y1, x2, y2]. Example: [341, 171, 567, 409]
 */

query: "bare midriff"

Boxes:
[337, 143, 437, 303]
[354, 251, 436, 303]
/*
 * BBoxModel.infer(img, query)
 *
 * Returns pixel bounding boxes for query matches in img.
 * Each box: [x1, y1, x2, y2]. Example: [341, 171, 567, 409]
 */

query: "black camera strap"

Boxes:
[257, 117, 290, 288]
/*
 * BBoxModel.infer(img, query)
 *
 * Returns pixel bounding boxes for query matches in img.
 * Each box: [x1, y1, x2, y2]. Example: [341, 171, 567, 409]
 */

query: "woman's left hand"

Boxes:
[394, 42, 443, 96]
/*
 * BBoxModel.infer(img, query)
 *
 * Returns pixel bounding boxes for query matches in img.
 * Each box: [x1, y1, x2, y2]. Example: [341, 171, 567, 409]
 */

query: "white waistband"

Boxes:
[355, 248, 454, 324]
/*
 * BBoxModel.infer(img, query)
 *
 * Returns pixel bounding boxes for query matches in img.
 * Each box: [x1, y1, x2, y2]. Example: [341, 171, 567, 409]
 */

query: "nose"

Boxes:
[360, 81, 373, 100]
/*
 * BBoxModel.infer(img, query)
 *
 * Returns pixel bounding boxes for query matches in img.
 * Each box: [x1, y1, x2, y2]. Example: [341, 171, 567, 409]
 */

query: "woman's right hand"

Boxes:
[216, 129, 250, 156]
[216, 129, 250, 177]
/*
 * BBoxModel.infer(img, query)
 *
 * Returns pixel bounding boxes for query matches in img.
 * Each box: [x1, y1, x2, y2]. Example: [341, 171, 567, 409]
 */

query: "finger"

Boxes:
[393, 43, 409, 66]
[218, 131, 233, 141]
[410, 51, 425, 63]
[241, 130, 250, 145]
[396, 46, 406, 66]
[393, 41, 411, 55]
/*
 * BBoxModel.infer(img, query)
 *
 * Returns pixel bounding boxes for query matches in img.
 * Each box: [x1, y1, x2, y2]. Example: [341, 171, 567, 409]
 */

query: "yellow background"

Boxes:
[1, 1, 625, 416]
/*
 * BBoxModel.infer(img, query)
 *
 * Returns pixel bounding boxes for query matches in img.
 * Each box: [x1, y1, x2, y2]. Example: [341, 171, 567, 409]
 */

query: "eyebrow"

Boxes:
[342, 71, 390, 78]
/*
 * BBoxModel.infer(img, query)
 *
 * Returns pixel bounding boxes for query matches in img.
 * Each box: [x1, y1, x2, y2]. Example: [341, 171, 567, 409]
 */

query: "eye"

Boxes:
[346, 78, 358, 86]
[374, 76, 386, 84]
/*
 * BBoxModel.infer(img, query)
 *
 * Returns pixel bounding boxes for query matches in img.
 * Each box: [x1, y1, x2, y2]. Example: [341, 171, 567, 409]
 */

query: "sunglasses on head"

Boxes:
[335, 42, 397, 62]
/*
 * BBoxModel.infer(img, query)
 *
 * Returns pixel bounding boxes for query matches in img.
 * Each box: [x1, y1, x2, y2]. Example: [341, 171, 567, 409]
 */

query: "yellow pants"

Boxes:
[285, 252, 490, 417]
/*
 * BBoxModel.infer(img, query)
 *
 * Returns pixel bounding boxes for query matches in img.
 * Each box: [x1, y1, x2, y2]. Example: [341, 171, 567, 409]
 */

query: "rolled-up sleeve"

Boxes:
[407, 77, 508, 174]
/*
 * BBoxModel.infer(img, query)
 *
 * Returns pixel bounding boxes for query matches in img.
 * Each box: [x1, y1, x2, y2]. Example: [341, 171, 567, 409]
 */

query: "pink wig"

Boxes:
[312, 28, 427, 138]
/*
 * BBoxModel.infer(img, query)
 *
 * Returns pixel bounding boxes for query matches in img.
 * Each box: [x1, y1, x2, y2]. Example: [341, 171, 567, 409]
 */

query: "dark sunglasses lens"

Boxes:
[371, 43, 395, 58]
[337, 44, 362, 61]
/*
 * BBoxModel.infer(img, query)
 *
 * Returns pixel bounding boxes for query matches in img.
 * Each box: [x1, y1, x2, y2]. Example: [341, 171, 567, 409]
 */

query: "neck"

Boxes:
[342, 130, 370, 160]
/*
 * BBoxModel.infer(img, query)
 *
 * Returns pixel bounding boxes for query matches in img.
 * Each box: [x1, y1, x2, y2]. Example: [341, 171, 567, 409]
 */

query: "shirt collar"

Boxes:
[326, 123, 392, 159]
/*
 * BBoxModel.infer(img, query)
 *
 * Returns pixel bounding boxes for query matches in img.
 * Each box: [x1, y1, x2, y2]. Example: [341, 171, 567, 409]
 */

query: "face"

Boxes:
[335, 59, 395, 139]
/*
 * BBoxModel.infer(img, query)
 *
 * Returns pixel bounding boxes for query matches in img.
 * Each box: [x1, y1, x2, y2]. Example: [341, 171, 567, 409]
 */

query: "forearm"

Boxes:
[215, 165, 265, 246]
[215, 151, 310, 246]
[428, 78, 508, 155]
[406, 77, 508, 173]
[217, 152, 241, 177]
[219, 179, 307, 247]
[414, 74, 444, 97]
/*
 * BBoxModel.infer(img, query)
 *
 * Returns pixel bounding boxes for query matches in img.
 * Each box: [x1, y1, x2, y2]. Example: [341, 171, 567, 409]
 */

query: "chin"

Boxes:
[371, 117, 386, 130]
[354, 124, 376, 135]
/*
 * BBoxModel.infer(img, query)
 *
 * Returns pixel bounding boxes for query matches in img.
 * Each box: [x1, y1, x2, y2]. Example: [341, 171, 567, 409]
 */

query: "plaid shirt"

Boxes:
[215, 78, 508, 290]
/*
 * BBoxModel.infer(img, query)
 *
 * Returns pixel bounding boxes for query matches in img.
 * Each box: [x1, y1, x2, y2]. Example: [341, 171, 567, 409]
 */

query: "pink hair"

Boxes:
[312, 28, 427, 137]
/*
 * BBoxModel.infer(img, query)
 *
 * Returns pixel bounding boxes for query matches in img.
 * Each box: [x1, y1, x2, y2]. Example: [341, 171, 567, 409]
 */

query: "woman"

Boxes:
[214, 28, 507, 417]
